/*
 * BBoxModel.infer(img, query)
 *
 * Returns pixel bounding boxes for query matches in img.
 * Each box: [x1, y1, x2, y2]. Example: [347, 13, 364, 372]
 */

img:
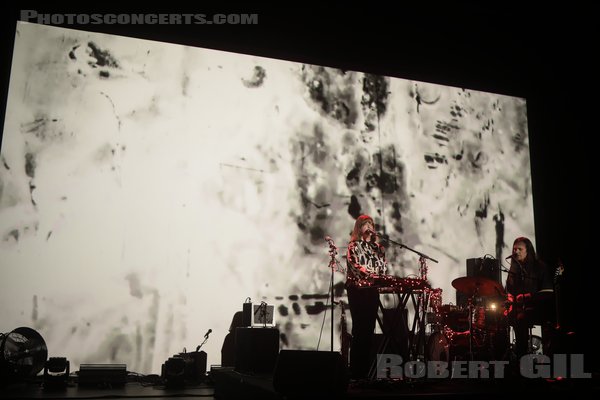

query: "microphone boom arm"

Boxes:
[196, 329, 212, 351]
[386, 236, 438, 264]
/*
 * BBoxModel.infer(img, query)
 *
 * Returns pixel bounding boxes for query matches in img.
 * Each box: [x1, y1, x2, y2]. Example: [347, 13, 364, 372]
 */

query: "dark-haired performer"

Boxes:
[505, 236, 552, 358]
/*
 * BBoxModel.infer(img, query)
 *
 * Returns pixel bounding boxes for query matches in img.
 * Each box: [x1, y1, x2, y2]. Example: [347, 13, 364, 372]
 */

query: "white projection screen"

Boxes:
[0, 22, 535, 374]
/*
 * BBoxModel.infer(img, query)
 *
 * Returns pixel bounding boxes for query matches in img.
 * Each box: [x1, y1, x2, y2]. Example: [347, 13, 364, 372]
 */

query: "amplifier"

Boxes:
[78, 363, 127, 386]
[234, 327, 279, 374]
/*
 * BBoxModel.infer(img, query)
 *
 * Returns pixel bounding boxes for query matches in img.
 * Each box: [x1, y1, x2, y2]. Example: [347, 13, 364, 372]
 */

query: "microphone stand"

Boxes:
[196, 335, 209, 352]
[331, 258, 335, 353]
[325, 237, 344, 352]
[383, 235, 438, 360]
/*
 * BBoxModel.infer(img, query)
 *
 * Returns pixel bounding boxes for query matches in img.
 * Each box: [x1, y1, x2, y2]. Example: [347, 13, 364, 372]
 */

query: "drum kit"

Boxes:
[427, 276, 511, 362]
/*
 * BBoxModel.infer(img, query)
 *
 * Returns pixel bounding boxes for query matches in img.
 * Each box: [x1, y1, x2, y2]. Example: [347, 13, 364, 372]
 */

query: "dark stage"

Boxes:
[1, 365, 598, 399]
[1, 5, 598, 398]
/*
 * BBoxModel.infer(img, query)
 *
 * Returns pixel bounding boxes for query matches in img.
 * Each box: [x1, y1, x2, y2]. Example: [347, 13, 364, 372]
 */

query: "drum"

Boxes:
[472, 305, 486, 329]
[426, 330, 470, 362]
[439, 305, 469, 332]
[427, 328, 509, 362]
[484, 304, 507, 331]
[472, 300, 508, 332]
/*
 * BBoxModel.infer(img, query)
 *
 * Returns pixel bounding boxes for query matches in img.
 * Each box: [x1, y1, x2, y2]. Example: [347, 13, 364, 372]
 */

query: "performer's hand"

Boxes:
[515, 293, 531, 303]
[504, 293, 514, 317]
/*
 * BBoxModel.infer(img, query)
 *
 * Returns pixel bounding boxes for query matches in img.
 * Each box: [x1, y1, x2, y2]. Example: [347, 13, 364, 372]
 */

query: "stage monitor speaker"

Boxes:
[234, 327, 279, 374]
[273, 350, 348, 397]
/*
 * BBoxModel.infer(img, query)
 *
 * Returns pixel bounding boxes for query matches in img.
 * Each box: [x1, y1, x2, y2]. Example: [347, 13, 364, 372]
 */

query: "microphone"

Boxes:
[366, 229, 377, 242]
[204, 329, 212, 339]
[505, 254, 517, 260]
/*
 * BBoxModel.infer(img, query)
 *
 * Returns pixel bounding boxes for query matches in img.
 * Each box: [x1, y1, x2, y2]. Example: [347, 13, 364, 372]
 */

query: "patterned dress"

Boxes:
[346, 240, 387, 285]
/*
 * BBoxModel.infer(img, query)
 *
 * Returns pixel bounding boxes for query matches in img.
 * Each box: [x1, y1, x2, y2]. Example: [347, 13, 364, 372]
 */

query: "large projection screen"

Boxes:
[0, 22, 535, 374]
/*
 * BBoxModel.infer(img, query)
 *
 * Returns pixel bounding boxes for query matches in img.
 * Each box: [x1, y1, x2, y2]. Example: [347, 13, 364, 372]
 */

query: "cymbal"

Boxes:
[451, 276, 505, 297]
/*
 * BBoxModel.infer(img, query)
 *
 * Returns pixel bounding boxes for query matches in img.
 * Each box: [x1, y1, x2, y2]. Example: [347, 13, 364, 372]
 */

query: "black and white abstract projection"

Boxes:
[0, 22, 534, 373]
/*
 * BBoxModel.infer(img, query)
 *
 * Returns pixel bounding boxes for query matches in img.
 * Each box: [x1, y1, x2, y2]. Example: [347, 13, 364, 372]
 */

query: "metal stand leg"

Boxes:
[467, 297, 474, 361]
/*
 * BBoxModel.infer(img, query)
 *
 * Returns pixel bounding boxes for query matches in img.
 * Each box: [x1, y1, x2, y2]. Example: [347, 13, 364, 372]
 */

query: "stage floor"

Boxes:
[211, 367, 598, 399]
[1, 367, 597, 399]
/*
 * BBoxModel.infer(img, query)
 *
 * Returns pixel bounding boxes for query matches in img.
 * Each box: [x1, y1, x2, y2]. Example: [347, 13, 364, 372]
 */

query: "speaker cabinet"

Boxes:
[234, 327, 279, 374]
[466, 257, 500, 282]
[273, 350, 348, 397]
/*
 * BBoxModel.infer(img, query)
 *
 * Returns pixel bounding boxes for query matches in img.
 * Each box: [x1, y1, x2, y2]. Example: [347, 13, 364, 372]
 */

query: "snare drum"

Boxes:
[426, 330, 470, 362]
